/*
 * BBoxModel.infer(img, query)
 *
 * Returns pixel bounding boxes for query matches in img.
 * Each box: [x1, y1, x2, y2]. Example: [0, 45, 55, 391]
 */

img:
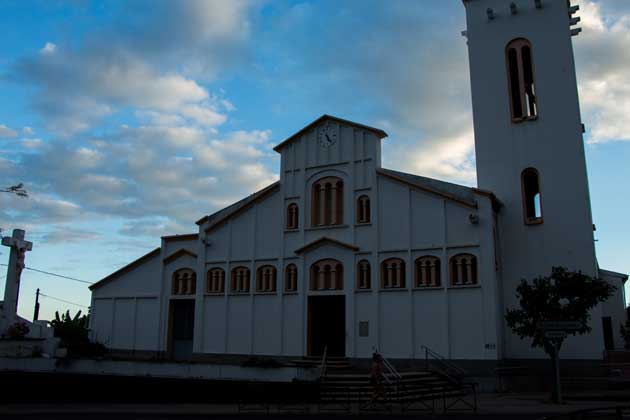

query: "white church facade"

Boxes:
[89, 0, 627, 364]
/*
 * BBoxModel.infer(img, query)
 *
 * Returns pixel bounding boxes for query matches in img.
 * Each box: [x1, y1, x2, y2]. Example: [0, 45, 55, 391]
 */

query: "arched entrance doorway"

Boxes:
[307, 259, 345, 357]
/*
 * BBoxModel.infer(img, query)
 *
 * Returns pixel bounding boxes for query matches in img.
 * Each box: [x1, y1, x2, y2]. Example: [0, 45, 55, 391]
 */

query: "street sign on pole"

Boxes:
[538, 321, 583, 331]
[544, 331, 567, 339]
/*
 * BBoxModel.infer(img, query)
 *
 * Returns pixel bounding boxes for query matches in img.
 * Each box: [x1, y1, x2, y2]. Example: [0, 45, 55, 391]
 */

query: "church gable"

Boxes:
[273, 114, 387, 152]
[377, 168, 477, 209]
[202, 182, 282, 262]
[294, 237, 360, 255]
[276, 115, 387, 175]
[89, 247, 162, 296]
[163, 248, 197, 265]
[196, 181, 280, 229]
[377, 170, 483, 252]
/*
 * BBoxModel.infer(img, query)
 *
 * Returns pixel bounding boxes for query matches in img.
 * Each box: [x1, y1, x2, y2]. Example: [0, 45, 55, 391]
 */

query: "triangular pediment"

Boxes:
[273, 114, 388, 152]
[163, 248, 197, 264]
[294, 237, 360, 255]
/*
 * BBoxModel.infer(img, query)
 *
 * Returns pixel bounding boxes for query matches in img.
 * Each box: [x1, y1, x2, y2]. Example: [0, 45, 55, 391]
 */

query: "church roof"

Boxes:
[273, 114, 388, 152]
[163, 248, 197, 264]
[294, 237, 360, 254]
[161, 233, 198, 242]
[376, 168, 479, 209]
[89, 247, 161, 290]
[195, 181, 281, 229]
[599, 268, 629, 284]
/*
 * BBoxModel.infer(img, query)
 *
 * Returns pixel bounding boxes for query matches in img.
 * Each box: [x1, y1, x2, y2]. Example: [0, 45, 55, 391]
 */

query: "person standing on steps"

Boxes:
[370, 351, 384, 403]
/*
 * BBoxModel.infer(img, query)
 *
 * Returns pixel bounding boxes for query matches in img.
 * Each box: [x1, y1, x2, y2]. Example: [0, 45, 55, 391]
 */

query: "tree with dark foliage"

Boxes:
[505, 267, 615, 401]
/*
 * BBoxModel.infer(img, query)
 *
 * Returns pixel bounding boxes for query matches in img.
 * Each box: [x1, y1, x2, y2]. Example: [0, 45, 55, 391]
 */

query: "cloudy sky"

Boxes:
[0, 0, 628, 321]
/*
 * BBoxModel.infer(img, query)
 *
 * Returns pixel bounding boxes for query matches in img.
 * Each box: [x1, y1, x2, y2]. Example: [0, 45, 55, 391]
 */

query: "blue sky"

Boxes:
[0, 0, 628, 321]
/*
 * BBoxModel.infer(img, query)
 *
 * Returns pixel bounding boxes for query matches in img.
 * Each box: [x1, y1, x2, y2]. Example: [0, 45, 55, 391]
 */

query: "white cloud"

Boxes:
[0, 124, 17, 138]
[0, 122, 278, 237]
[180, 104, 227, 127]
[40, 42, 57, 55]
[12, 1, 253, 136]
[22, 127, 34, 136]
[21, 138, 43, 149]
[390, 129, 477, 186]
[575, 1, 630, 143]
[41, 227, 101, 244]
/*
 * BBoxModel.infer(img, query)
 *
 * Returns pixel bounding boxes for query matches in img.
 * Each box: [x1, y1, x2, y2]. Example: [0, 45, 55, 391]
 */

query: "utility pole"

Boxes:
[33, 288, 40, 321]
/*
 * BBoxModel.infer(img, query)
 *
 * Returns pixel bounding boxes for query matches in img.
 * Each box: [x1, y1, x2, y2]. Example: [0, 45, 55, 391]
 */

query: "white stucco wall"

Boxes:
[90, 251, 162, 350]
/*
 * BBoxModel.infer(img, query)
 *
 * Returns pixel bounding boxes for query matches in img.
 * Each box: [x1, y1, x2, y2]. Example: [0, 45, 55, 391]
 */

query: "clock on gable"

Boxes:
[318, 123, 337, 148]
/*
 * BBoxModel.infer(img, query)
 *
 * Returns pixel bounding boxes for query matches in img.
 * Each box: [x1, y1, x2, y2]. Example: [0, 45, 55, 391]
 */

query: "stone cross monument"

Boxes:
[1, 229, 33, 330]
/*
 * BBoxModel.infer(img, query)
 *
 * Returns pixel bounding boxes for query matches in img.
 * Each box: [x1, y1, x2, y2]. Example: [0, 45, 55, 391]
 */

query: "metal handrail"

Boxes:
[320, 346, 328, 379]
[372, 346, 402, 385]
[420, 345, 467, 382]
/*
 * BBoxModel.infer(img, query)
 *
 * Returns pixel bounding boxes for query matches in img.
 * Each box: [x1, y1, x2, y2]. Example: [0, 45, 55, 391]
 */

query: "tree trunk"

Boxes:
[549, 345, 561, 403]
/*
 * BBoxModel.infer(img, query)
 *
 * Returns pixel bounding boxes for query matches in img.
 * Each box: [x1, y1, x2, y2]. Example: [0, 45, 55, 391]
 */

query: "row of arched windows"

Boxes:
[197, 265, 300, 294]
[288, 168, 541, 229]
[287, 179, 371, 229]
[360, 254, 477, 289]
[173, 254, 478, 296]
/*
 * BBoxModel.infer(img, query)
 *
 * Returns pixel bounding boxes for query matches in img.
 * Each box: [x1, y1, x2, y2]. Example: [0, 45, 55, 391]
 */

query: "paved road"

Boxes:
[3, 415, 550, 420]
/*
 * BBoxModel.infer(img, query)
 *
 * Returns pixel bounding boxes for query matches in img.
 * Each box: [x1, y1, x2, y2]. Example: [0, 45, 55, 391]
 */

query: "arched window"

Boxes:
[415, 256, 441, 288]
[450, 254, 478, 286]
[356, 195, 371, 224]
[356, 260, 371, 289]
[506, 38, 537, 121]
[207, 268, 225, 293]
[521, 168, 543, 224]
[311, 177, 343, 227]
[230, 266, 251, 293]
[172, 268, 196, 295]
[285, 264, 298, 292]
[256, 265, 277, 293]
[380, 258, 406, 289]
[286, 203, 299, 230]
[310, 259, 343, 291]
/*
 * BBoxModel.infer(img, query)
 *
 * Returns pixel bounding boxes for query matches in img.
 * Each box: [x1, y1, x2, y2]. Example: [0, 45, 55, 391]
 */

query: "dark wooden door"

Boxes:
[308, 296, 345, 357]
[170, 299, 195, 360]
[602, 316, 614, 351]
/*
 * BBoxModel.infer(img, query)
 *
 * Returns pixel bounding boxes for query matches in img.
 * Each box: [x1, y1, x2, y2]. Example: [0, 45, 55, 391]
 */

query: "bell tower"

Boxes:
[463, 0, 602, 358]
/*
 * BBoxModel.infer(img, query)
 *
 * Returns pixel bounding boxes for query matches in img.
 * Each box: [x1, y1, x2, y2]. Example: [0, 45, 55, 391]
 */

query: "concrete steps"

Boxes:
[289, 356, 352, 371]
[319, 370, 473, 405]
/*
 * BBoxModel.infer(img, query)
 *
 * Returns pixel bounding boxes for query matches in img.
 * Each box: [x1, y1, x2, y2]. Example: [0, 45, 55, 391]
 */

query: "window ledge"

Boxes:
[306, 224, 349, 231]
[284, 228, 300, 233]
[170, 294, 196, 298]
[283, 291, 299, 295]
[412, 286, 443, 291]
[512, 115, 538, 124]
[308, 289, 344, 294]
[228, 292, 251, 296]
[524, 218, 544, 226]
[378, 287, 408, 292]
[204, 292, 225, 296]
[449, 284, 481, 289]
[253, 291, 278, 296]
[355, 222, 372, 227]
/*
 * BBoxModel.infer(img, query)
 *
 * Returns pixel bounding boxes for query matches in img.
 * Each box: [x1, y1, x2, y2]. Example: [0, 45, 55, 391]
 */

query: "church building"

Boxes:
[88, 0, 627, 364]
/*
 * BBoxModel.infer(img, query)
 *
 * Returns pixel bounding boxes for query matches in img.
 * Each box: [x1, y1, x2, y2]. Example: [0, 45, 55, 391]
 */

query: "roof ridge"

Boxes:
[273, 114, 388, 152]
[196, 181, 281, 229]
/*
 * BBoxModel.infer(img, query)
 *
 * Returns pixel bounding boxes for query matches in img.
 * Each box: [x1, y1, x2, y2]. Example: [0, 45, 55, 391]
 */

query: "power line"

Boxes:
[39, 293, 89, 309]
[0, 263, 93, 285]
